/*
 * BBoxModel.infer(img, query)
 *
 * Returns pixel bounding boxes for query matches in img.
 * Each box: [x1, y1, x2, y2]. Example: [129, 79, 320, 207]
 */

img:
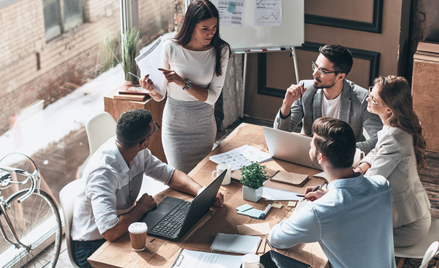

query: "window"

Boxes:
[43, 0, 84, 41]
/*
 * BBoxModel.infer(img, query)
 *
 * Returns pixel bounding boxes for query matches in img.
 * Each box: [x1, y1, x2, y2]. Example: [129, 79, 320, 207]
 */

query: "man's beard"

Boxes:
[311, 152, 322, 170]
[313, 76, 337, 89]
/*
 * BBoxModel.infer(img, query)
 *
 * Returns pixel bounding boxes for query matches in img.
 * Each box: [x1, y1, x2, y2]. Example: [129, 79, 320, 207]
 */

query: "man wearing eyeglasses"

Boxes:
[274, 44, 382, 154]
[71, 109, 224, 268]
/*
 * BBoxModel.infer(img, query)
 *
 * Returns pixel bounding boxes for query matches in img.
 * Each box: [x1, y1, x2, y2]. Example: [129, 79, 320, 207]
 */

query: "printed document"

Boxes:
[217, 0, 245, 27]
[135, 33, 174, 95]
[172, 249, 241, 268]
[209, 144, 272, 171]
[254, 0, 282, 26]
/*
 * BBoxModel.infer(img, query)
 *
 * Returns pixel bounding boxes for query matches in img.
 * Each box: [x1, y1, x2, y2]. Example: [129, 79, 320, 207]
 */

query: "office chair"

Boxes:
[59, 179, 85, 268]
[395, 219, 439, 268]
[85, 112, 117, 155]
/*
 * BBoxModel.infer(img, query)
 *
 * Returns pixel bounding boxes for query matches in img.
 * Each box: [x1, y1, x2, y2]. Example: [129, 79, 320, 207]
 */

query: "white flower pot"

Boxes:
[242, 185, 263, 202]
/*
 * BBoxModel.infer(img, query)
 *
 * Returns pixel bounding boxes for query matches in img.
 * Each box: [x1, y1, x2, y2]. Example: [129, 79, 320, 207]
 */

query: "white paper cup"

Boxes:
[128, 222, 147, 251]
[242, 253, 264, 268]
[212, 164, 232, 185]
[353, 148, 365, 167]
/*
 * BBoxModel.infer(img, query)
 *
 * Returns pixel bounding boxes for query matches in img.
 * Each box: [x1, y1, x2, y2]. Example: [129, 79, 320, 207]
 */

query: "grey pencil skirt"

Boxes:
[162, 97, 216, 174]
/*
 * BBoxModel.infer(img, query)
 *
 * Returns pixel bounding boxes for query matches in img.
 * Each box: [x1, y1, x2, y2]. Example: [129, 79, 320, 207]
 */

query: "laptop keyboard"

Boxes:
[151, 200, 191, 237]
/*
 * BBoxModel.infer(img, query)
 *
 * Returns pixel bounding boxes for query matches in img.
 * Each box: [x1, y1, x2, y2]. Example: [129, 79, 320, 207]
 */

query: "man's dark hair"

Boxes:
[319, 44, 353, 75]
[311, 117, 356, 169]
[116, 109, 152, 148]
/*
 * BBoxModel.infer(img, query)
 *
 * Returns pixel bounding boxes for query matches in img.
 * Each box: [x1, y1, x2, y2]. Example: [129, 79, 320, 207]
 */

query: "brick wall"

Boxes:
[0, 0, 176, 134]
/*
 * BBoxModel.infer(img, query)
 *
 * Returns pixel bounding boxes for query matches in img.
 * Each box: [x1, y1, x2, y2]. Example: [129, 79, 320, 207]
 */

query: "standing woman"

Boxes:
[355, 75, 431, 247]
[140, 0, 230, 173]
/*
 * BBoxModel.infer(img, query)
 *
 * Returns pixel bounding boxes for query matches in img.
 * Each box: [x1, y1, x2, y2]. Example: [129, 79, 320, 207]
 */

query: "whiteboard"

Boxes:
[211, 0, 304, 51]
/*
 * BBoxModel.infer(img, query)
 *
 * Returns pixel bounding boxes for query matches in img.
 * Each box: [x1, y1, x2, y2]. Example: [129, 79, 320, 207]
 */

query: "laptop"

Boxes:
[140, 171, 225, 241]
[263, 126, 320, 170]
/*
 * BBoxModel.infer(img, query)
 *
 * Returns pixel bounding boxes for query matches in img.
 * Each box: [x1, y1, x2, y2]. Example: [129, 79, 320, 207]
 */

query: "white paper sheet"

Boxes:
[254, 0, 282, 26]
[262, 186, 302, 201]
[209, 145, 272, 171]
[135, 33, 174, 96]
[217, 0, 245, 27]
[172, 249, 242, 268]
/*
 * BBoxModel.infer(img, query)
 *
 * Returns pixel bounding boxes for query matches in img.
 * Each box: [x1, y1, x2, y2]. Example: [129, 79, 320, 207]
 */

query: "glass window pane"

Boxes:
[43, 0, 61, 41]
[63, 0, 83, 31]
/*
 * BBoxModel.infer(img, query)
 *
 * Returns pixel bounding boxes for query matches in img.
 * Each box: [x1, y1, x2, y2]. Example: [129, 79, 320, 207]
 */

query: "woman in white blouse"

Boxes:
[355, 75, 431, 247]
[140, 0, 230, 173]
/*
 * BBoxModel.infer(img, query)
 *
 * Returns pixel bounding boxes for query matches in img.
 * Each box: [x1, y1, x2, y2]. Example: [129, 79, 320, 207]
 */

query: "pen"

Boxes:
[128, 72, 141, 80]
[302, 185, 320, 201]
[259, 204, 272, 219]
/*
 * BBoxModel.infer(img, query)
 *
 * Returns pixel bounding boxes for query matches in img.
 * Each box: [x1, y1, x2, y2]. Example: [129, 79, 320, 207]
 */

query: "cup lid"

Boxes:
[128, 222, 147, 234]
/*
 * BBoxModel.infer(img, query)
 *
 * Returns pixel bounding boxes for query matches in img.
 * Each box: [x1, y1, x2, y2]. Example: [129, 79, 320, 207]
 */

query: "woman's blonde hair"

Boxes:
[375, 75, 427, 169]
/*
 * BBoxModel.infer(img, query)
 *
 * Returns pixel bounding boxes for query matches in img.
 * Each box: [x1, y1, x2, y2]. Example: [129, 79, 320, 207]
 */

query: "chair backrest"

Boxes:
[85, 112, 117, 155]
[419, 241, 439, 268]
[59, 179, 85, 268]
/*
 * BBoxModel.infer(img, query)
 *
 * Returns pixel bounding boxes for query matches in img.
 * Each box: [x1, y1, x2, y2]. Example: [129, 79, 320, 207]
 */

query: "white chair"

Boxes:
[59, 179, 85, 268]
[395, 219, 439, 268]
[85, 112, 117, 155]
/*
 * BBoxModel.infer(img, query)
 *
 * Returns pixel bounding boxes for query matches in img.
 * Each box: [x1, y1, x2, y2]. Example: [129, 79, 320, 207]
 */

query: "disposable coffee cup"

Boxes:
[128, 222, 147, 251]
[242, 253, 264, 268]
[353, 148, 365, 168]
[212, 163, 232, 185]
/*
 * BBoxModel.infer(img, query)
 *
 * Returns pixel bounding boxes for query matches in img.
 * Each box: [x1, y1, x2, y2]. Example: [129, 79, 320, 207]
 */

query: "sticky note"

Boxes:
[288, 201, 297, 207]
[227, 1, 237, 13]
[272, 203, 282, 209]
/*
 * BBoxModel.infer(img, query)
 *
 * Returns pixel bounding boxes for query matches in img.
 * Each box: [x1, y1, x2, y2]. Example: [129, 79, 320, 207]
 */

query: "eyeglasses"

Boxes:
[367, 86, 386, 106]
[312, 61, 340, 77]
[139, 122, 161, 144]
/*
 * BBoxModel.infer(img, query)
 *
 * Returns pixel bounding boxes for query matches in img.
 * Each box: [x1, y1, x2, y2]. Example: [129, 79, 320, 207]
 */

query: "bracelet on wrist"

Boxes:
[358, 166, 364, 174]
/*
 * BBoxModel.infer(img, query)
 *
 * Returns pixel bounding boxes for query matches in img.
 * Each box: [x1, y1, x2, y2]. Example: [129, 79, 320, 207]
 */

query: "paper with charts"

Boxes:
[209, 144, 272, 171]
[254, 0, 282, 26]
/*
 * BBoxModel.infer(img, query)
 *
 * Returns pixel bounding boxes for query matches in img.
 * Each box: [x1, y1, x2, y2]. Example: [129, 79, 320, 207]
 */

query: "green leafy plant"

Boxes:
[240, 162, 268, 189]
[99, 29, 140, 82]
[120, 29, 140, 83]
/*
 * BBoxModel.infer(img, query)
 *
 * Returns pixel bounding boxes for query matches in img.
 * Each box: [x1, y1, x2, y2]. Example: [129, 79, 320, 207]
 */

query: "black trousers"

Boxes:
[72, 239, 106, 268]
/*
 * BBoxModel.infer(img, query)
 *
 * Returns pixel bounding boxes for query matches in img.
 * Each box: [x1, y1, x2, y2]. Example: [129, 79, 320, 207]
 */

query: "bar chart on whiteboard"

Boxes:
[254, 0, 283, 26]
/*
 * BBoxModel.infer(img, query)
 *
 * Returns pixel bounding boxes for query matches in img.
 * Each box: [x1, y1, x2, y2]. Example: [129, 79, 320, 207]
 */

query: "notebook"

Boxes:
[140, 171, 225, 241]
[210, 233, 261, 254]
[263, 126, 320, 170]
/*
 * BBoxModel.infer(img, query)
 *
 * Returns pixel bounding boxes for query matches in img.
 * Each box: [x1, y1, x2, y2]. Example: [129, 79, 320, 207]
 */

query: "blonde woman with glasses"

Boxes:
[355, 75, 431, 247]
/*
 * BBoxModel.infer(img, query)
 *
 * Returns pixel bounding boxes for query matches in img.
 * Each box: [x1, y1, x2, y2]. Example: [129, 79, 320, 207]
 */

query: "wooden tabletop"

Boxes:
[88, 123, 328, 268]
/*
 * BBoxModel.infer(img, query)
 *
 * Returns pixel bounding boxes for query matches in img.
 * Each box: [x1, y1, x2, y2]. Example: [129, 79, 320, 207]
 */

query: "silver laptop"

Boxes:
[263, 126, 320, 170]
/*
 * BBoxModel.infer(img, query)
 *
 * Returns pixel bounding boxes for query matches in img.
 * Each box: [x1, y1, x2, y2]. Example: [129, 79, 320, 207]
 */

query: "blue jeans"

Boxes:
[72, 239, 106, 268]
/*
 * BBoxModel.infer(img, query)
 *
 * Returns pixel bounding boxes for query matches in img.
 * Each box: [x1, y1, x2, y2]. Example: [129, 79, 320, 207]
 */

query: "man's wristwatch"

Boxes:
[182, 79, 192, 90]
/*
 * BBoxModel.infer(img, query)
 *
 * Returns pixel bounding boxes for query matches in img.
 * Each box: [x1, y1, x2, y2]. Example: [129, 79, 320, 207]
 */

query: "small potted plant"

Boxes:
[240, 162, 268, 202]
[99, 29, 140, 85]
[120, 29, 140, 84]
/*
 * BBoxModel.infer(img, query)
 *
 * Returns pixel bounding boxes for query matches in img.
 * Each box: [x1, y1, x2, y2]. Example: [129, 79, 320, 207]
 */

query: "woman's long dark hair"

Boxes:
[175, 0, 230, 76]
[375, 75, 427, 169]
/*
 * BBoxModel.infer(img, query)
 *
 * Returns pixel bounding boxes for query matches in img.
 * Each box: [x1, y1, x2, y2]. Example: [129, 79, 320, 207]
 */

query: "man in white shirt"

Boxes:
[269, 117, 395, 268]
[71, 109, 224, 268]
[273, 44, 382, 154]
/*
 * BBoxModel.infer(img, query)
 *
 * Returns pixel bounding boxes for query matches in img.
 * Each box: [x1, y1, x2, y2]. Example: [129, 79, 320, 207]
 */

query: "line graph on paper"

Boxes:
[254, 0, 282, 26]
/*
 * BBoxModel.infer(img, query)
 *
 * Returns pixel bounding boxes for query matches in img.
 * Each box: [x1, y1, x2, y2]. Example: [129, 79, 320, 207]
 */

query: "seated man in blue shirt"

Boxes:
[269, 117, 395, 268]
[274, 44, 382, 154]
[71, 109, 224, 268]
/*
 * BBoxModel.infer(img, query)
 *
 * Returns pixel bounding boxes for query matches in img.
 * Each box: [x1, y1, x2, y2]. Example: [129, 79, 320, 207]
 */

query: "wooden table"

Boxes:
[104, 88, 167, 163]
[88, 123, 329, 268]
